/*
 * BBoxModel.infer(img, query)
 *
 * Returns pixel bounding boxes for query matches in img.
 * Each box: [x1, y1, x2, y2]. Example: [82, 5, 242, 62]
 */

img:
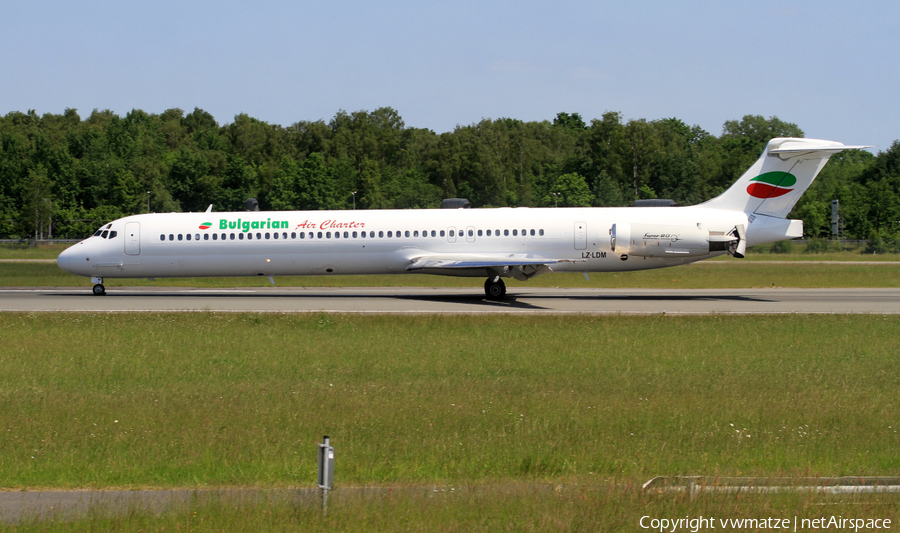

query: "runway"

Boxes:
[1, 286, 898, 314]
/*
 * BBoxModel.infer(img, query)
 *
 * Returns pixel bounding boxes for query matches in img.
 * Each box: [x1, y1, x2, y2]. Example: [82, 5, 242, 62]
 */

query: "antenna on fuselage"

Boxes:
[205, 205, 213, 213]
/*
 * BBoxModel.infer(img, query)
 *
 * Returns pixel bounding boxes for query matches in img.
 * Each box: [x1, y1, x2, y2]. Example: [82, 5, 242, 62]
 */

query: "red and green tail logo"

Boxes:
[199, 222, 213, 230]
[747, 172, 797, 198]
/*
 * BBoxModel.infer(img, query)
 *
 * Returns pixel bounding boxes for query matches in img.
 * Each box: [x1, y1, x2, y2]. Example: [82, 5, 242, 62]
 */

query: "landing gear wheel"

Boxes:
[92, 284, 106, 296]
[484, 277, 507, 300]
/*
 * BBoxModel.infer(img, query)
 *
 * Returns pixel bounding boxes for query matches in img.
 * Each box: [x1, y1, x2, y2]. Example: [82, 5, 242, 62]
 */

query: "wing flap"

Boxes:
[406, 254, 582, 281]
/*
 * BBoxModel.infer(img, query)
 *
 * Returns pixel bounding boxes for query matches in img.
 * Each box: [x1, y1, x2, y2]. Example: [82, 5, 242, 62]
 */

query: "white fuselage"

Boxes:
[57, 205, 755, 281]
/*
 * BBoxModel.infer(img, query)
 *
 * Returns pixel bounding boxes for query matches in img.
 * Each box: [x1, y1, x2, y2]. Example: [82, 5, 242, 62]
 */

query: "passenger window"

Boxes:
[265, 233, 270, 239]
[387, 231, 392, 238]
[160, 234, 165, 241]
[169, 234, 174, 241]
[204, 234, 209, 241]
[521, 229, 526, 235]
[317, 232, 323, 238]
[530, 229, 535, 236]
[405, 230, 410, 237]
[440, 230, 445, 237]
[230, 233, 235, 240]
[449, 230, 455, 237]
[431, 230, 436, 237]
[239, 233, 244, 240]
[256, 233, 261, 240]
[212, 234, 217, 240]
[512, 229, 517, 236]
[178, 234, 183, 241]
[486, 230, 491, 236]
[468, 229, 473, 237]
[186, 234, 191, 241]
[195, 234, 200, 240]
[504, 229, 509, 236]
[495, 229, 499, 235]
[343, 231, 349, 238]
[101, 230, 109, 238]
[353, 231, 358, 238]
[248, 233, 253, 240]
[282, 232, 287, 239]
[539, 229, 544, 236]
[413, 230, 419, 237]
[273, 232, 278, 239]
[292, 232, 297, 239]
[477, 229, 482, 237]
[335, 232, 340, 239]
[369, 231, 375, 238]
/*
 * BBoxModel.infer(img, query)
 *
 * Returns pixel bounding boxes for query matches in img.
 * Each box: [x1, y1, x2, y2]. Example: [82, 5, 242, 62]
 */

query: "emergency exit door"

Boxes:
[574, 221, 587, 250]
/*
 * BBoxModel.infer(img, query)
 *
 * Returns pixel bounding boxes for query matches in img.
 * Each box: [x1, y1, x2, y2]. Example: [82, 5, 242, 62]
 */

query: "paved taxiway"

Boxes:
[1, 286, 898, 314]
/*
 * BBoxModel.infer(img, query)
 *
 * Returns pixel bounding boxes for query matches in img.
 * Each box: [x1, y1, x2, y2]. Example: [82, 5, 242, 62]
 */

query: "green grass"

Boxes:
[0, 243, 71, 260]
[3, 313, 900, 529]
[1, 313, 899, 490]
[2, 260, 900, 289]
[6, 486, 899, 532]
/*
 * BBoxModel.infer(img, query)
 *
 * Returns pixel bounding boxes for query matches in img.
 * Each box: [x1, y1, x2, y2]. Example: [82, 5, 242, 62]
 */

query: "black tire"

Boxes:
[92, 284, 106, 296]
[483, 278, 506, 299]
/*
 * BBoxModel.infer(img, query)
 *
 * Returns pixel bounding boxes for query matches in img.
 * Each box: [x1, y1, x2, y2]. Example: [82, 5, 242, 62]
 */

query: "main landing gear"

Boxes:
[484, 276, 507, 300]
[91, 277, 106, 296]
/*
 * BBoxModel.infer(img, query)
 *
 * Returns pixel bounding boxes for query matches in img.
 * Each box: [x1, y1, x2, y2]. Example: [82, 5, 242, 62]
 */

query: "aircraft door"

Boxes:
[125, 222, 140, 255]
[574, 221, 587, 250]
[466, 226, 476, 243]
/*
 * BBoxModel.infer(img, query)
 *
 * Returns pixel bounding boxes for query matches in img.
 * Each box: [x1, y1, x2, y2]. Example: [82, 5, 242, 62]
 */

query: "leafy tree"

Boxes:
[542, 173, 591, 207]
[20, 164, 54, 238]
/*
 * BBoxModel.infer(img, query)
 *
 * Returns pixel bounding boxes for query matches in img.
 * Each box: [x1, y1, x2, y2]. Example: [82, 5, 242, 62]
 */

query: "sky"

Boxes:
[2, 0, 897, 152]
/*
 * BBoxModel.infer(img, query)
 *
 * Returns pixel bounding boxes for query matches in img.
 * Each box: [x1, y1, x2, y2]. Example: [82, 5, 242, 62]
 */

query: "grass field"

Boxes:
[6, 487, 898, 532]
[2, 313, 899, 486]
[2, 313, 899, 529]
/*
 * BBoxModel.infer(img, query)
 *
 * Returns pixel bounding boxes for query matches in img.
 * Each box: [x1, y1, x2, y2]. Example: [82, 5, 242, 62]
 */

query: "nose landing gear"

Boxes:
[484, 276, 506, 300]
[91, 277, 106, 296]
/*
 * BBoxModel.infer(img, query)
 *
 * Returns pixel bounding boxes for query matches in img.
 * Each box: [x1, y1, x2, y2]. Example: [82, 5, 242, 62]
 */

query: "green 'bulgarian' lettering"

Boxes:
[218, 218, 289, 232]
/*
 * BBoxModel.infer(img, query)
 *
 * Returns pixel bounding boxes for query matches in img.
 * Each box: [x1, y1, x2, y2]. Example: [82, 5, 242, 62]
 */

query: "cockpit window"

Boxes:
[101, 230, 109, 238]
[108, 231, 117, 239]
[93, 230, 103, 237]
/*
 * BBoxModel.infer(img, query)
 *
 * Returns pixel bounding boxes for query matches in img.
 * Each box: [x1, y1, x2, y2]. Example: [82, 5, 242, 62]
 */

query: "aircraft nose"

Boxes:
[57, 247, 73, 273]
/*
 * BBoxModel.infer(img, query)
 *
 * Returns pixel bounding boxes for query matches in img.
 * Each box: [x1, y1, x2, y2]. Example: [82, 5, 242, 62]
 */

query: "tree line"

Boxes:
[1, 107, 897, 244]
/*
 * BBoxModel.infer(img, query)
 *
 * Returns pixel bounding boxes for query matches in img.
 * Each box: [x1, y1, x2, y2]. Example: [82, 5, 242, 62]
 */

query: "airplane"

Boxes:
[57, 138, 867, 298]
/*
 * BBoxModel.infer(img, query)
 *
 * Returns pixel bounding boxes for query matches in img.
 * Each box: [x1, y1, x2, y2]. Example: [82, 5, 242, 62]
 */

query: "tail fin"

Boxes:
[701, 138, 870, 218]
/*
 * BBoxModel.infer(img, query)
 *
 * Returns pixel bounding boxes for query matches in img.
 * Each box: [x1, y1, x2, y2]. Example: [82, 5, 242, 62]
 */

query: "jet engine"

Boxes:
[610, 223, 745, 258]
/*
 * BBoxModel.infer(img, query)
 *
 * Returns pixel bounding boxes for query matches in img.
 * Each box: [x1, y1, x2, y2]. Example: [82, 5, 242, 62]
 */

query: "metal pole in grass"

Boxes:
[318, 436, 335, 515]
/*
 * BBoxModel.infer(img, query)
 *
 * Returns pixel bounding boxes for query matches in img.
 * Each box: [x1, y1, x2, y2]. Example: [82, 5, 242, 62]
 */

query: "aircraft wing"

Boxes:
[405, 254, 582, 281]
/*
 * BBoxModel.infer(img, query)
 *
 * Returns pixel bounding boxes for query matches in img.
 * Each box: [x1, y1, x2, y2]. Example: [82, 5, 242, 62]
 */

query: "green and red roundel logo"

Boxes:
[198, 222, 213, 230]
[747, 172, 797, 198]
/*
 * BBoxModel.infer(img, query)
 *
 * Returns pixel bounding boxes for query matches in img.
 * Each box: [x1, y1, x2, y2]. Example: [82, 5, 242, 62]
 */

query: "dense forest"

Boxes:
[1, 107, 898, 246]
